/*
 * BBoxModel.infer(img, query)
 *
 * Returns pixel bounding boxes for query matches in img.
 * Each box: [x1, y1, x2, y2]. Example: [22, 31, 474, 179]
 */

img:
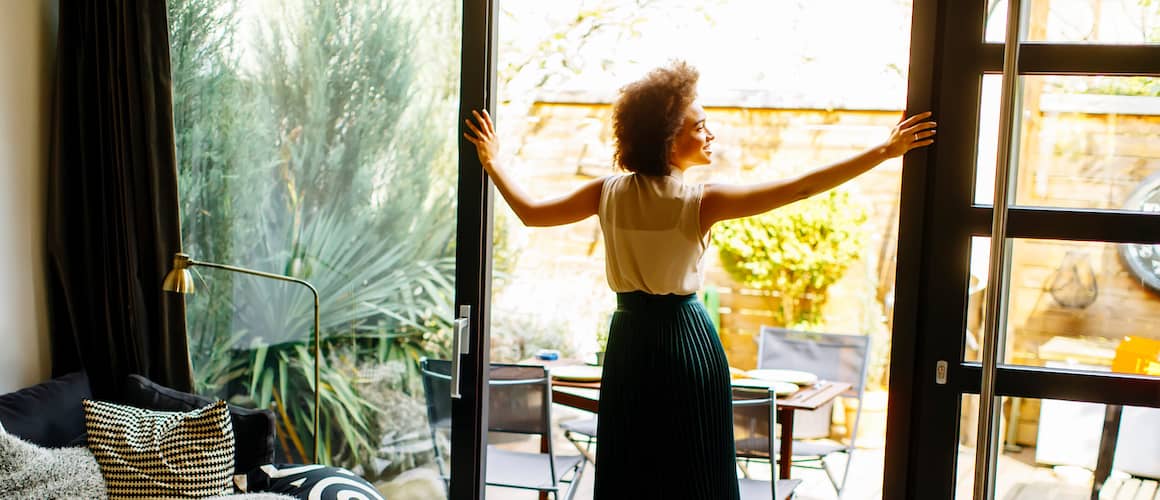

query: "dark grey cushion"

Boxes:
[0, 371, 91, 448]
[120, 374, 276, 474]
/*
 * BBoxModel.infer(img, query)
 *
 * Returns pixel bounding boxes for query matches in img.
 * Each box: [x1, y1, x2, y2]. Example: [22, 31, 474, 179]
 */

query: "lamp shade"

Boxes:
[162, 253, 196, 293]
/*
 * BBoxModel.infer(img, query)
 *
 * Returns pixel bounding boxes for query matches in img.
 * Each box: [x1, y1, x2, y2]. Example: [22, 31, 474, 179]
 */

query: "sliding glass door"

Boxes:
[888, 1, 1160, 498]
[169, 0, 495, 497]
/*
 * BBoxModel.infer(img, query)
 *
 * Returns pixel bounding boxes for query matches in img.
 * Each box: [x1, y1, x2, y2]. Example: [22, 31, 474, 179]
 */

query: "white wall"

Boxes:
[0, 0, 57, 393]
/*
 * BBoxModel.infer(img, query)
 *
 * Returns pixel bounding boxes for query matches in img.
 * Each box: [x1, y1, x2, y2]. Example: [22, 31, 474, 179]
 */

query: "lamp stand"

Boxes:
[165, 253, 321, 463]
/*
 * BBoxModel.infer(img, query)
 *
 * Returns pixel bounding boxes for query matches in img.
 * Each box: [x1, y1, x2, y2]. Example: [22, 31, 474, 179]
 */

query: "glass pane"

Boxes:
[169, 0, 461, 494]
[964, 238, 992, 364]
[959, 397, 1160, 498]
[974, 74, 1160, 211]
[967, 237, 1160, 378]
[956, 394, 980, 500]
[997, 396, 1160, 498]
[975, 75, 1004, 206]
[986, 0, 1160, 44]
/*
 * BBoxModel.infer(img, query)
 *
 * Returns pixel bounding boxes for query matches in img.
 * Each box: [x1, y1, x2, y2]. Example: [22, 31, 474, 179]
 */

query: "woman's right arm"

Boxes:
[465, 109, 604, 227]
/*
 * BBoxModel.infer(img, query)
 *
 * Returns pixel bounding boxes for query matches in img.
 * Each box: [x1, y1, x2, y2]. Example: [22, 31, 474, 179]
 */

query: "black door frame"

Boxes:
[451, 0, 499, 499]
[885, 1, 1160, 498]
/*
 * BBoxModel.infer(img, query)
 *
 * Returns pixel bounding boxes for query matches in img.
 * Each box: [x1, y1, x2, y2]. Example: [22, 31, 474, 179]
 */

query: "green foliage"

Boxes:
[594, 318, 610, 352]
[711, 190, 867, 328]
[168, 0, 459, 475]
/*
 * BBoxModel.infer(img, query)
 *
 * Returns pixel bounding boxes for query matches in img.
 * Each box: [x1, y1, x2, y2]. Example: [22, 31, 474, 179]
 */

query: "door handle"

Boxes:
[975, 0, 1025, 498]
[450, 305, 471, 399]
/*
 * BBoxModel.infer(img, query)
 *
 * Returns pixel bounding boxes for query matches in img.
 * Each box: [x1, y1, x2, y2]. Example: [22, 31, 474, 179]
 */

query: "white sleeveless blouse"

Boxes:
[597, 173, 708, 295]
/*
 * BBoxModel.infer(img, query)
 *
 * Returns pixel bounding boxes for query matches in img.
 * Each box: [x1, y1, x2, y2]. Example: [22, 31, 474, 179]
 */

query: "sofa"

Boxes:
[0, 371, 385, 499]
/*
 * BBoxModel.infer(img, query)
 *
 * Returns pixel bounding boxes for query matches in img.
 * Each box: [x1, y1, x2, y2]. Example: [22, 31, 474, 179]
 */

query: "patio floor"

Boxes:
[484, 438, 1157, 499]
[482, 431, 875, 500]
[483, 401, 873, 499]
[381, 403, 1158, 499]
[482, 411, 1158, 500]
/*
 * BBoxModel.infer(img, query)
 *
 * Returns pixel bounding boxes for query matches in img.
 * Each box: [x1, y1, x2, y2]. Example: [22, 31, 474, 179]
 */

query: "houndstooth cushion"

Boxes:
[83, 399, 235, 498]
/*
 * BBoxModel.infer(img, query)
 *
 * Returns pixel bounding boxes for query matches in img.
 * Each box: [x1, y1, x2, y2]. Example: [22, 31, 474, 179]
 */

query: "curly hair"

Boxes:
[612, 60, 700, 176]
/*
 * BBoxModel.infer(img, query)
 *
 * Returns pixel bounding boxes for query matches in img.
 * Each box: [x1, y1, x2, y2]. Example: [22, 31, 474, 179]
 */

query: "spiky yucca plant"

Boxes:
[170, 0, 460, 474]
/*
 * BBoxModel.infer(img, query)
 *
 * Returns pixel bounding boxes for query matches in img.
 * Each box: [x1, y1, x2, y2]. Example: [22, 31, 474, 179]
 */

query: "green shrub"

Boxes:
[711, 190, 867, 328]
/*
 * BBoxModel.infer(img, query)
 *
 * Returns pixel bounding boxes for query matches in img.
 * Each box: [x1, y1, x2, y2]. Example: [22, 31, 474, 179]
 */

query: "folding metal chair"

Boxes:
[756, 326, 871, 497]
[420, 359, 586, 500]
[734, 387, 802, 500]
[559, 417, 597, 464]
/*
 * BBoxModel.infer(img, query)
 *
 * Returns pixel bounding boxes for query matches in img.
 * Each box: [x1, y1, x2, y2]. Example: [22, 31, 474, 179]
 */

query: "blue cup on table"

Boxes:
[535, 349, 560, 361]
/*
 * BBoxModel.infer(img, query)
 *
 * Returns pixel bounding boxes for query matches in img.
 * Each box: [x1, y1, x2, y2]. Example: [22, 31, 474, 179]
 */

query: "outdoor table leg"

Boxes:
[1090, 404, 1122, 500]
[778, 407, 795, 480]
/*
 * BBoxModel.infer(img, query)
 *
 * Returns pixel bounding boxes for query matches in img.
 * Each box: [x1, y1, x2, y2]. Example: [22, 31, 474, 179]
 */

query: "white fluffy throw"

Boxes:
[0, 426, 296, 500]
[0, 429, 107, 499]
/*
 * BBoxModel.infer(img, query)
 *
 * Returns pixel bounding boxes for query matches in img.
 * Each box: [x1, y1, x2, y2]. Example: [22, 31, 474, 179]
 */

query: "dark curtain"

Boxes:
[46, 0, 192, 399]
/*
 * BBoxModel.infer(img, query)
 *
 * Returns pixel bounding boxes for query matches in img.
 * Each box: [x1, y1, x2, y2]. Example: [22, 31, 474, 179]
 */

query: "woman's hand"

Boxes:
[882, 111, 937, 158]
[464, 109, 500, 171]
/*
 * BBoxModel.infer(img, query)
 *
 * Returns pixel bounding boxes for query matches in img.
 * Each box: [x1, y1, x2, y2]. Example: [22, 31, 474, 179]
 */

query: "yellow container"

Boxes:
[1111, 336, 1160, 376]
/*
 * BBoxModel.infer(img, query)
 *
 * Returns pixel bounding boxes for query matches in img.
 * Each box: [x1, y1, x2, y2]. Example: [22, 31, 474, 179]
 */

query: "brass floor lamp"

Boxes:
[163, 252, 321, 463]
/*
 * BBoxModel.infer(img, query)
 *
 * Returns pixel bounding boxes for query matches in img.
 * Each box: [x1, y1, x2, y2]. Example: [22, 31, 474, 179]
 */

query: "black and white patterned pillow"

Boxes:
[239, 463, 385, 500]
[83, 398, 235, 498]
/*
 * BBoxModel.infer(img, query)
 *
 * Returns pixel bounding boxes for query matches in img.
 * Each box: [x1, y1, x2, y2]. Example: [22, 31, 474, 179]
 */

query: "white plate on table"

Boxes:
[550, 365, 603, 382]
[731, 379, 799, 395]
[744, 369, 819, 386]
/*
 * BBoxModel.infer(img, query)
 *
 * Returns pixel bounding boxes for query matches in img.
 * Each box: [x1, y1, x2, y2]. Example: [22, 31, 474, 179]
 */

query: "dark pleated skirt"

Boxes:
[593, 292, 739, 500]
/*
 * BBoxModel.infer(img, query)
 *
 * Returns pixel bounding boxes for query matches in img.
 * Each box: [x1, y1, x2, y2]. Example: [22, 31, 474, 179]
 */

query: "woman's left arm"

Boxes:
[700, 111, 936, 233]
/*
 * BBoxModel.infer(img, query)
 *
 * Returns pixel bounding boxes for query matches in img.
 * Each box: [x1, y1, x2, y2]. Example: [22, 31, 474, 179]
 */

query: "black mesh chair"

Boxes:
[734, 387, 801, 500]
[419, 359, 453, 494]
[756, 326, 871, 498]
[420, 359, 586, 500]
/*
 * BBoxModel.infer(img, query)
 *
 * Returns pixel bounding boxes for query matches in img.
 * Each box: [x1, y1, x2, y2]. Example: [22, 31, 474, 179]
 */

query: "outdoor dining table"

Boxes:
[525, 358, 853, 481]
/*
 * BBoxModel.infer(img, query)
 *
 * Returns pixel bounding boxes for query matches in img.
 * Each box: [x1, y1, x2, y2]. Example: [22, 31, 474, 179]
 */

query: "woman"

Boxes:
[464, 60, 935, 499]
